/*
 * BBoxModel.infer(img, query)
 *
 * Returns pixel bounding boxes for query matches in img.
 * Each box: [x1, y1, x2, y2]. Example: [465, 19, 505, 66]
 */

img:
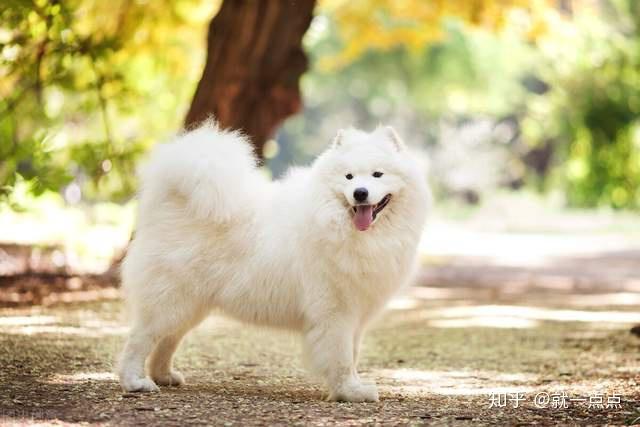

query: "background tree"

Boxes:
[185, 0, 316, 159]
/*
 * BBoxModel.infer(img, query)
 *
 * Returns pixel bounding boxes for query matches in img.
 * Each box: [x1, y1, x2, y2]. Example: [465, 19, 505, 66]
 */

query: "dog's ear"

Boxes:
[331, 129, 344, 149]
[384, 126, 405, 152]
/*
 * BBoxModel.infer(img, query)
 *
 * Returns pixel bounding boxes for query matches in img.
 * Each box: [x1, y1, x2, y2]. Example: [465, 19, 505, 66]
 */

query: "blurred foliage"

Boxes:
[276, 0, 640, 209]
[323, 0, 557, 68]
[0, 0, 216, 207]
[524, 0, 640, 208]
[1, 0, 639, 210]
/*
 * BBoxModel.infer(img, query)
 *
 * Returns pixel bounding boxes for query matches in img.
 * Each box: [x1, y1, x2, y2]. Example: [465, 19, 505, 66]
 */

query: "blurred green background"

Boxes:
[1, 0, 639, 212]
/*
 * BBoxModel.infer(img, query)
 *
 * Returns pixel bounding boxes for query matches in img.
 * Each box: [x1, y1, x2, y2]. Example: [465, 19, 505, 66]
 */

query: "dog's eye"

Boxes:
[345, 173, 353, 180]
[372, 171, 384, 178]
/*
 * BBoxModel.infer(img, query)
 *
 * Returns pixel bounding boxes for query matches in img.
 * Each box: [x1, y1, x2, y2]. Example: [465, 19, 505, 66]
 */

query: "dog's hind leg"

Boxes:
[148, 333, 187, 386]
[148, 312, 206, 386]
[117, 290, 205, 392]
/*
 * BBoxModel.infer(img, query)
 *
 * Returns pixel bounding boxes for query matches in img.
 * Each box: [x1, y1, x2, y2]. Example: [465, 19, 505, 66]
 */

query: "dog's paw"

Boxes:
[151, 370, 185, 387]
[328, 382, 379, 403]
[121, 377, 160, 393]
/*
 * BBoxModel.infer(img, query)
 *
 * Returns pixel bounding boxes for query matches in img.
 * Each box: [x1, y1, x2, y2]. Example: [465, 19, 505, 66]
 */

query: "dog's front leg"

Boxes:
[304, 317, 378, 402]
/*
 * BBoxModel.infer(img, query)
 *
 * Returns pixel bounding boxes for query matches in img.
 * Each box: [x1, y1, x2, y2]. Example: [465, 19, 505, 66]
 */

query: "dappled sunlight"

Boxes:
[0, 313, 127, 337]
[376, 368, 537, 396]
[48, 372, 117, 384]
[564, 292, 640, 307]
[427, 316, 539, 329]
[407, 286, 487, 301]
[376, 367, 635, 399]
[426, 305, 640, 324]
[387, 297, 420, 310]
[1, 324, 127, 336]
[389, 369, 535, 383]
[616, 366, 640, 374]
[382, 301, 640, 330]
[388, 286, 489, 311]
[0, 315, 58, 326]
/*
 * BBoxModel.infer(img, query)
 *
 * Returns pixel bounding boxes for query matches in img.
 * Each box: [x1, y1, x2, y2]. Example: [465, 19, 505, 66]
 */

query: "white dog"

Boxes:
[117, 123, 429, 402]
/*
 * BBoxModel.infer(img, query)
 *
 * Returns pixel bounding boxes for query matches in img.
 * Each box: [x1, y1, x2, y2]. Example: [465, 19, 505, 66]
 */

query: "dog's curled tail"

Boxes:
[138, 121, 261, 222]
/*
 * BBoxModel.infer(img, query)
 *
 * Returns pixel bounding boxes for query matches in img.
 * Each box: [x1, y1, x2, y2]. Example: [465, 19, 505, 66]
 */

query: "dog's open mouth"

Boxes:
[351, 194, 392, 231]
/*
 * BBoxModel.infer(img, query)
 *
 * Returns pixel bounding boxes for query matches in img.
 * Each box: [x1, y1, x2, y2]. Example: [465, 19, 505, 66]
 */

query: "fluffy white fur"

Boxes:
[117, 123, 429, 402]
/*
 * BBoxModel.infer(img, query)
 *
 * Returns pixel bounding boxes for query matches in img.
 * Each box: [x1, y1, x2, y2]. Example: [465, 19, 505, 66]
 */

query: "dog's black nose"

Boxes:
[353, 187, 368, 202]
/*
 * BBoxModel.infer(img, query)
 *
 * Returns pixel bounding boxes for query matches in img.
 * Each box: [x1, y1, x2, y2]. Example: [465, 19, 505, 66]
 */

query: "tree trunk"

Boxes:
[185, 0, 316, 158]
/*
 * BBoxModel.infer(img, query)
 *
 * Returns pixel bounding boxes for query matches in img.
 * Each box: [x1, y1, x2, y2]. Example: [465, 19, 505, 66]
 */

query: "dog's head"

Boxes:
[313, 126, 428, 232]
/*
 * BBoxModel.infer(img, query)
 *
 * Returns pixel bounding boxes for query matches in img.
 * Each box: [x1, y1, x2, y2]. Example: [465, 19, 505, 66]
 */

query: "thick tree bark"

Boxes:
[185, 0, 316, 158]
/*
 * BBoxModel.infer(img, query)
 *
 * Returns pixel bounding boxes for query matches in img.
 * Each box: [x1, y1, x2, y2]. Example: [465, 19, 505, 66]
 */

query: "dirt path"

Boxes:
[2, 208, 640, 425]
[1, 279, 639, 426]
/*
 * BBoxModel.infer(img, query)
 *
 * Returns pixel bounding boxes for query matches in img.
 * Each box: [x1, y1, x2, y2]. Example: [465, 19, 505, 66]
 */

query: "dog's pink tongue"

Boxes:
[353, 205, 374, 231]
